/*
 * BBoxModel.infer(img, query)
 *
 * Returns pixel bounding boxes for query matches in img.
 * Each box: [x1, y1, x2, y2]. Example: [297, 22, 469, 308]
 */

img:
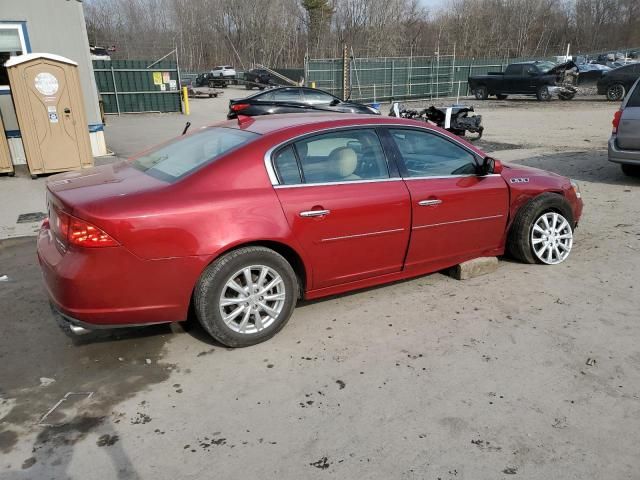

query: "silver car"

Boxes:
[609, 77, 640, 176]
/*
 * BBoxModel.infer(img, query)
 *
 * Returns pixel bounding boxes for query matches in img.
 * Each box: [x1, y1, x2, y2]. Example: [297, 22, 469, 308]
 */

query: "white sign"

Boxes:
[35, 72, 59, 96]
[169, 79, 177, 90]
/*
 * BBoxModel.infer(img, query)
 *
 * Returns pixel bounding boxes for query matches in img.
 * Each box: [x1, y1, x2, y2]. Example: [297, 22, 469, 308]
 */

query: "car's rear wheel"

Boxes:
[507, 193, 574, 265]
[621, 164, 640, 176]
[194, 246, 298, 347]
[474, 86, 488, 100]
[606, 83, 626, 101]
[536, 86, 552, 101]
[496, 94, 508, 100]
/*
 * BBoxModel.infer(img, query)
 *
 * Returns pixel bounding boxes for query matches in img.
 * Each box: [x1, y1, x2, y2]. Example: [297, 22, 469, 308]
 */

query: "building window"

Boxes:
[0, 24, 28, 88]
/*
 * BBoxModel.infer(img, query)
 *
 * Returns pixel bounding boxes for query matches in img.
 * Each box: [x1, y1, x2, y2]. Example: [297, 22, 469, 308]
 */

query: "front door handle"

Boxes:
[418, 199, 442, 207]
[299, 209, 330, 218]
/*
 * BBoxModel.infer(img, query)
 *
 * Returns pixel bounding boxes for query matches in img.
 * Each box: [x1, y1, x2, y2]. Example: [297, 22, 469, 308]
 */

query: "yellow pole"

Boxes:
[182, 86, 190, 115]
[310, 81, 316, 88]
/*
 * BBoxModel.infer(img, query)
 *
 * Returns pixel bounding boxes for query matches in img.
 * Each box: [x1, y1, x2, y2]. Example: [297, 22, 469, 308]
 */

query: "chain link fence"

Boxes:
[306, 45, 640, 103]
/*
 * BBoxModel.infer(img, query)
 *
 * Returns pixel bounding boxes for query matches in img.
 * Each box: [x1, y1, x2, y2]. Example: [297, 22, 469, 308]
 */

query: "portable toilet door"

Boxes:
[5, 53, 93, 177]
[0, 112, 14, 175]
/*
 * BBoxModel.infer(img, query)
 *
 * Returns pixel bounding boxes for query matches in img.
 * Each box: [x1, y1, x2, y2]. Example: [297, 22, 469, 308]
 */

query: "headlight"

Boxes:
[570, 179, 581, 198]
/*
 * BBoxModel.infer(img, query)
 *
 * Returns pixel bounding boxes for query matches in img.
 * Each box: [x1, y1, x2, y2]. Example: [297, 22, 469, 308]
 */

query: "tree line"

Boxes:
[84, 0, 640, 70]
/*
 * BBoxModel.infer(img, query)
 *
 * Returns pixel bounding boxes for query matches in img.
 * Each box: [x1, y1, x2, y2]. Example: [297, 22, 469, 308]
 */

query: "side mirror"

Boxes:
[479, 156, 503, 175]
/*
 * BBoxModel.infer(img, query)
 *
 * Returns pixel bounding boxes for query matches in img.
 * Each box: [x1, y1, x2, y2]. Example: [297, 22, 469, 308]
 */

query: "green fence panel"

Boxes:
[307, 53, 565, 103]
[93, 60, 181, 114]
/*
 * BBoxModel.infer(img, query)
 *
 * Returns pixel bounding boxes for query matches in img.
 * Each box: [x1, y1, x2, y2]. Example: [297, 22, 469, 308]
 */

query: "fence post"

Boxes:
[391, 60, 395, 99]
[467, 62, 472, 96]
[110, 65, 121, 116]
[342, 43, 349, 100]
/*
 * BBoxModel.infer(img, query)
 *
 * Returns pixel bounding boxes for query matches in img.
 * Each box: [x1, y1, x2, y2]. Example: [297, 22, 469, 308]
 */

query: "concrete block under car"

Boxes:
[446, 257, 498, 280]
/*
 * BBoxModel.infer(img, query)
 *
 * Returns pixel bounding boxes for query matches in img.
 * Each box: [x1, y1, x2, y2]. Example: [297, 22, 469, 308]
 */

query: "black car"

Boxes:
[243, 69, 275, 90]
[227, 87, 380, 119]
[597, 63, 640, 101]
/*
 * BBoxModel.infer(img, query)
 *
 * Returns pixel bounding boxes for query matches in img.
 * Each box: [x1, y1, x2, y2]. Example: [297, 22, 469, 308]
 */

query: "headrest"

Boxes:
[328, 147, 357, 178]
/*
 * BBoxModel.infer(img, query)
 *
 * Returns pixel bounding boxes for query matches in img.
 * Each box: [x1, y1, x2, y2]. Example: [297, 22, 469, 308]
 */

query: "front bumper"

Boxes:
[608, 136, 640, 165]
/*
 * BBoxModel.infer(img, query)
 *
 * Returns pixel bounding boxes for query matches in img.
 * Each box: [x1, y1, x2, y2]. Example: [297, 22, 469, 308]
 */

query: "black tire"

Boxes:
[606, 83, 626, 101]
[245, 83, 252, 90]
[496, 94, 508, 100]
[536, 85, 552, 101]
[558, 92, 575, 101]
[474, 86, 488, 100]
[507, 193, 574, 265]
[621, 164, 640, 176]
[194, 246, 298, 347]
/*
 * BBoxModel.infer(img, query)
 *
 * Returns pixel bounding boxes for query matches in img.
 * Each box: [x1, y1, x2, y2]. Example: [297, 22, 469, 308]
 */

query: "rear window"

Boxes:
[131, 127, 259, 182]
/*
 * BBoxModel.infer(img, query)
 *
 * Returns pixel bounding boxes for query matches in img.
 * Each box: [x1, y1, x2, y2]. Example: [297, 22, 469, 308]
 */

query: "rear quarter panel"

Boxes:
[72, 139, 305, 266]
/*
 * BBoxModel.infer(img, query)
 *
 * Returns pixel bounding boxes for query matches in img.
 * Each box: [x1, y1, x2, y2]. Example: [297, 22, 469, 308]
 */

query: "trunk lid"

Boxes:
[46, 160, 167, 214]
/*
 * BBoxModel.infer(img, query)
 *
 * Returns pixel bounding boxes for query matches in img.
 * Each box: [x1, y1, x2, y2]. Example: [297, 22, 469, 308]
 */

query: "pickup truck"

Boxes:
[468, 61, 577, 101]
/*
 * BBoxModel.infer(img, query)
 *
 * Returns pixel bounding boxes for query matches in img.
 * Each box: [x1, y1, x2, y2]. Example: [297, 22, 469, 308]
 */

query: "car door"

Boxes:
[502, 64, 523, 93]
[385, 127, 509, 271]
[253, 88, 304, 114]
[271, 128, 411, 290]
[521, 64, 542, 93]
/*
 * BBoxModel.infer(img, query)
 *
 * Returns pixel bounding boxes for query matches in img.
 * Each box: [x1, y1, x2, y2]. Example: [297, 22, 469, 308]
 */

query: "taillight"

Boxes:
[51, 207, 118, 247]
[612, 109, 622, 134]
[231, 103, 249, 112]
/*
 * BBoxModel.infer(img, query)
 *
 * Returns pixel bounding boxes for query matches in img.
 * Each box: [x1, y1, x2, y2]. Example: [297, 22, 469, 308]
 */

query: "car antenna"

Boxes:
[182, 122, 191, 135]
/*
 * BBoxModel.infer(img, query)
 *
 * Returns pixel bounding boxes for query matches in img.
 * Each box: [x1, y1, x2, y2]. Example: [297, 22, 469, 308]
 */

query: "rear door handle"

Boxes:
[418, 199, 442, 206]
[299, 209, 331, 217]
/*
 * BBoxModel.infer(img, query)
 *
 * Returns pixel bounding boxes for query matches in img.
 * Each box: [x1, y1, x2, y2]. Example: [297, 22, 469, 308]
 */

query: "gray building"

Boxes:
[0, 0, 105, 166]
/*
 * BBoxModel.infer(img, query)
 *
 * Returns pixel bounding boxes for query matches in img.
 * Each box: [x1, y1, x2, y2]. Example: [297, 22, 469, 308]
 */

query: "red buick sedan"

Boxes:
[38, 113, 583, 346]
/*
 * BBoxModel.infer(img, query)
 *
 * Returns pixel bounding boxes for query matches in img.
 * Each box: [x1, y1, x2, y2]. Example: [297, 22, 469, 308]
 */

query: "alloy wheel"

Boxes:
[531, 212, 573, 265]
[219, 265, 286, 334]
[607, 84, 624, 101]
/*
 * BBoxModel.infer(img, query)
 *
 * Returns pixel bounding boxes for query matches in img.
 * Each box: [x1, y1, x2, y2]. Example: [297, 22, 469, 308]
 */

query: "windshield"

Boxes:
[132, 127, 259, 182]
[536, 61, 558, 73]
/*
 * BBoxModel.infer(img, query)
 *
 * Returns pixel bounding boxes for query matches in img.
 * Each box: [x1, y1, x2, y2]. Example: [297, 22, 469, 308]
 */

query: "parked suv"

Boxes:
[211, 65, 236, 78]
[609, 78, 640, 176]
[597, 63, 640, 101]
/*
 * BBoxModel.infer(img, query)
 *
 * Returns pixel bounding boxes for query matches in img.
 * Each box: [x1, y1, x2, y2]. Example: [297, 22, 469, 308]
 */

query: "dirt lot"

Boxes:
[1, 93, 640, 479]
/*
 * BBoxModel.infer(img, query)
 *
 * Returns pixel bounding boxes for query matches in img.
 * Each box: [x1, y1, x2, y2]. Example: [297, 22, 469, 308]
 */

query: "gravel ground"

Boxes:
[1, 94, 639, 480]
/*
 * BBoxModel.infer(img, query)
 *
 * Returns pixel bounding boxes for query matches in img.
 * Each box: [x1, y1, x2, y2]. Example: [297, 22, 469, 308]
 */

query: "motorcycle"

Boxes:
[389, 102, 484, 140]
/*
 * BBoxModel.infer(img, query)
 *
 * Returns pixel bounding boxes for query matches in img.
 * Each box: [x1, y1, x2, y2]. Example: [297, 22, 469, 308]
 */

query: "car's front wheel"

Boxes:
[508, 193, 574, 265]
[194, 247, 298, 347]
[536, 86, 552, 101]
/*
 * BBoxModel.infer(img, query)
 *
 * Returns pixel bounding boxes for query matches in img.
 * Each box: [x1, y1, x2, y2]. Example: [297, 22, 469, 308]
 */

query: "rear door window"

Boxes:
[132, 127, 259, 182]
[293, 129, 389, 184]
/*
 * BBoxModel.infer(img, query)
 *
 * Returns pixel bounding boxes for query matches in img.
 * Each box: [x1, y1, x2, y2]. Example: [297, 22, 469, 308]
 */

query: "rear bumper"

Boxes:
[37, 227, 207, 328]
[608, 136, 640, 165]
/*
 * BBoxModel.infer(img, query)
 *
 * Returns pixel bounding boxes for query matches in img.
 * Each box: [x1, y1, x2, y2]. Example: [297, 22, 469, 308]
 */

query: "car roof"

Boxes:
[209, 113, 487, 159]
